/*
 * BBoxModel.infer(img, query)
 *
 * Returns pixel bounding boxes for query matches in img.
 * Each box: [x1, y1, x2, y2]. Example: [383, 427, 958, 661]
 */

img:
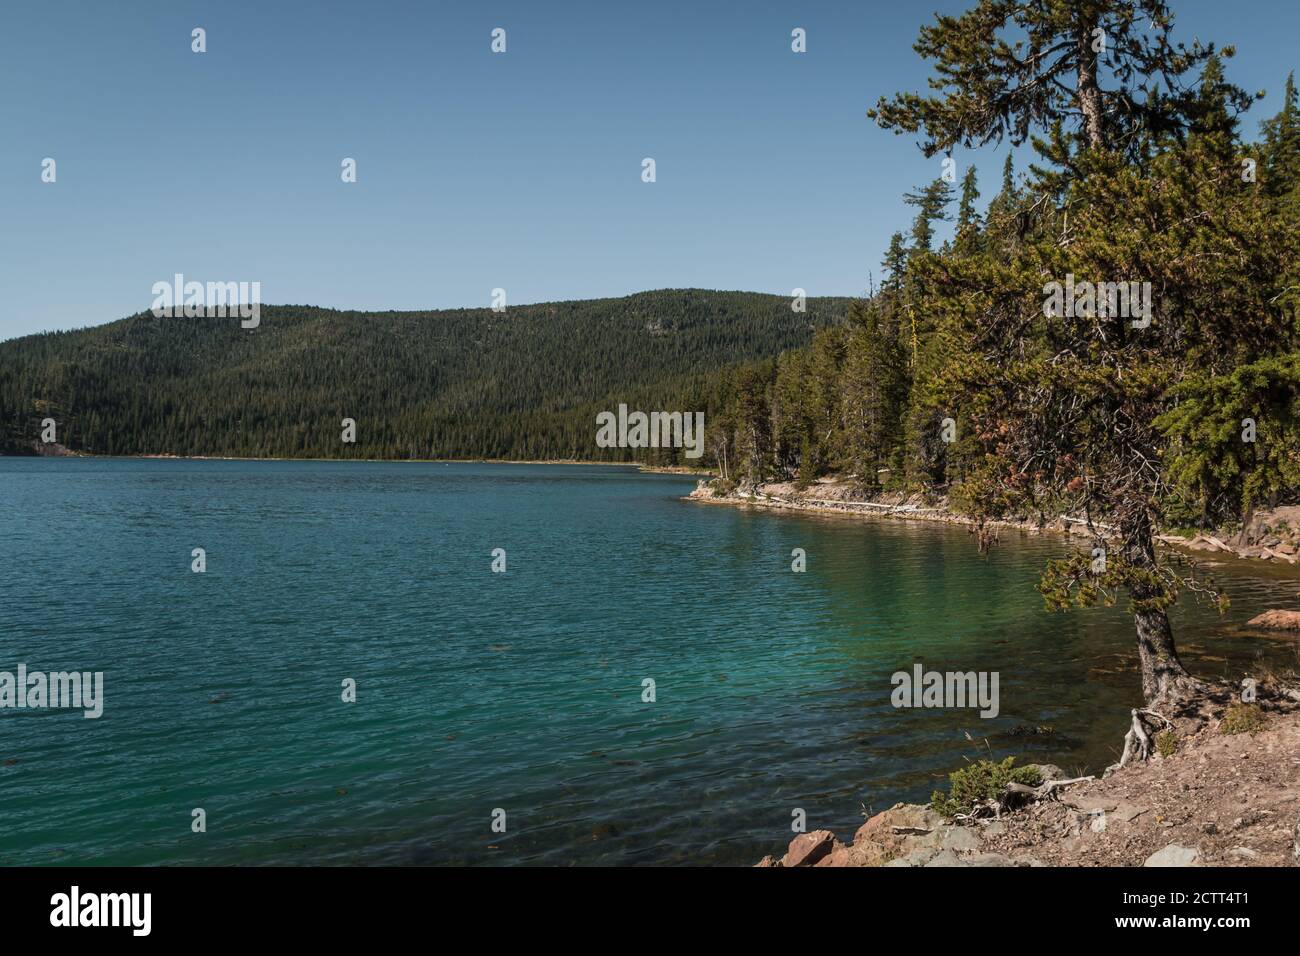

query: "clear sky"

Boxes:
[2, 0, 1297, 340]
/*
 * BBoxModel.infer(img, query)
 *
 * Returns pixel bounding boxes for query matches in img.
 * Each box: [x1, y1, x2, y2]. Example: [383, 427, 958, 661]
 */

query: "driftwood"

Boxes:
[801, 498, 942, 515]
[1061, 515, 1116, 532]
[1004, 776, 1095, 801]
[953, 775, 1094, 823]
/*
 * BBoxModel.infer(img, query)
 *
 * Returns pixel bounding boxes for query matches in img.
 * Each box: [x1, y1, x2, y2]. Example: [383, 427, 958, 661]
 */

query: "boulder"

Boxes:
[853, 803, 943, 846]
[783, 829, 835, 868]
[1246, 610, 1300, 630]
[812, 840, 849, 867]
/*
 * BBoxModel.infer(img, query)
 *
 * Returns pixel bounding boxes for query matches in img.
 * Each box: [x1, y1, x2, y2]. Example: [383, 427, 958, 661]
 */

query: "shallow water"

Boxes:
[1, 458, 1296, 865]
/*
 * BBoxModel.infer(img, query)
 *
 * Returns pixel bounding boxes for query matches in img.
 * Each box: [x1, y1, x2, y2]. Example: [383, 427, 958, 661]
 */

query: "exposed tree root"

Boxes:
[1105, 679, 1300, 776]
[1106, 708, 1172, 772]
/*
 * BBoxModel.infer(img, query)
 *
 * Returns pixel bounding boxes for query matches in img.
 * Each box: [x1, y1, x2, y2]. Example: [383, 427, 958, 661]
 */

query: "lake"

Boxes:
[2, 458, 1297, 865]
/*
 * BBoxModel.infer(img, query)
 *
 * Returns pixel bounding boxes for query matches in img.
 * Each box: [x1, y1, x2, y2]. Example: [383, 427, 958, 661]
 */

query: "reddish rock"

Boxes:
[1246, 610, 1300, 630]
[854, 803, 943, 846]
[821, 839, 892, 867]
[813, 840, 850, 866]
[754, 855, 780, 868]
[847, 803, 949, 865]
[783, 829, 835, 867]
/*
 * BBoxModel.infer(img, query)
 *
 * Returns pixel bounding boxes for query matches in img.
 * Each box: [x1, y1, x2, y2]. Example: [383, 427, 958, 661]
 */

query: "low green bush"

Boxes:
[1220, 702, 1265, 736]
[931, 757, 1041, 819]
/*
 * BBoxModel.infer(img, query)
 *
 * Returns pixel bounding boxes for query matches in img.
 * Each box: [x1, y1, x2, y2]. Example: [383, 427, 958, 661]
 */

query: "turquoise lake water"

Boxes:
[2, 458, 1298, 866]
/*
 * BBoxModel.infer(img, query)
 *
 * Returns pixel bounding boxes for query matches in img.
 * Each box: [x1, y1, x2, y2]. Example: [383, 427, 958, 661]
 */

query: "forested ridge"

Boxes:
[0, 289, 846, 462]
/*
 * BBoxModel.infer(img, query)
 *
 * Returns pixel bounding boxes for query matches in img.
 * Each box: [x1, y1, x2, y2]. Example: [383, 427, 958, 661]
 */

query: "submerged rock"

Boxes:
[1245, 610, 1300, 630]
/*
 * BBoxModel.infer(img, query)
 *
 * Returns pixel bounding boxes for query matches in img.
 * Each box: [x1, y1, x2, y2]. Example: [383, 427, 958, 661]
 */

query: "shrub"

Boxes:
[710, 478, 737, 498]
[1220, 702, 1265, 736]
[931, 757, 1041, 819]
[1155, 730, 1178, 757]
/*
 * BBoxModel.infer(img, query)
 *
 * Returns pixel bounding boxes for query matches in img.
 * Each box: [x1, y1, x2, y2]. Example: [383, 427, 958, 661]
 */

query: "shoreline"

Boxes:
[762, 704, 1300, 868]
[10, 450, 712, 475]
[685, 477, 1300, 576]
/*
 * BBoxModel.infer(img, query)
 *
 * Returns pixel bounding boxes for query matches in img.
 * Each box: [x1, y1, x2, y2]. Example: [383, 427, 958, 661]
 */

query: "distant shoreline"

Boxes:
[15, 450, 713, 475]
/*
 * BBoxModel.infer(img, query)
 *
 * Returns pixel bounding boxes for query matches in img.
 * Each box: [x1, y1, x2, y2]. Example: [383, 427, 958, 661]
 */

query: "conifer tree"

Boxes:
[1260, 72, 1300, 204]
[956, 166, 981, 231]
[873, 1, 1291, 707]
[868, 0, 1249, 161]
[903, 178, 954, 252]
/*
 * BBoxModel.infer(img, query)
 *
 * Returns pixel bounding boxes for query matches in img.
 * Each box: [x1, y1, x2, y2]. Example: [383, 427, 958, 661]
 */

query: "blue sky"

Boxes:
[1, 0, 1297, 340]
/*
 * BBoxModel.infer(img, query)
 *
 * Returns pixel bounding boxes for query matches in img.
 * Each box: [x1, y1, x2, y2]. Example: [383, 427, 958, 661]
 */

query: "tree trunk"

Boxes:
[1133, 603, 1198, 704]
[1076, 29, 1105, 149]
[1236, 500, 1255, 547]
[1123, 505, 1202, 705]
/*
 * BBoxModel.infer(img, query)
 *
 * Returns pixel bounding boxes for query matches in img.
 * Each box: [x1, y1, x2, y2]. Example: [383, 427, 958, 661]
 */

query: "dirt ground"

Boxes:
[762, 706, 1300, 867]
[979, 708, 1300, 866]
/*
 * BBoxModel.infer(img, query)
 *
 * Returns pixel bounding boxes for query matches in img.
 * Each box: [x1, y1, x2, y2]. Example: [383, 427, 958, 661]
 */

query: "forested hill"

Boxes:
[0, 289, 847, 461]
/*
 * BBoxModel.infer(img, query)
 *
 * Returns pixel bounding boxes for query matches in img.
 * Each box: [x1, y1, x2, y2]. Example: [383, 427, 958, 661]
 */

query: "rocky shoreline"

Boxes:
[759, 707, 1300, 868]
[688, 477, 1300, 575]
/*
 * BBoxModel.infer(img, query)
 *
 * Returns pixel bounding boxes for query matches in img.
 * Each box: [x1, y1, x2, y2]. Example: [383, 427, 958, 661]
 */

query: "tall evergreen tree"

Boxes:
[956, 165, 981, 231]
[868, 0, 1250, 161]
[841, 300, 906, 490]
[881, 232, 910, 292]
[733, 364, 773, 490]
[1260, 71, 1300, 203]
[871, 0, 1292, 708]
[903, 178, 954, 252]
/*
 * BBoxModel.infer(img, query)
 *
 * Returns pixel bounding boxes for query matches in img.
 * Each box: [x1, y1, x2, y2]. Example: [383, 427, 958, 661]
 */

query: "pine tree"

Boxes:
[872, 0, 1287, 707]
[1260, 72, 1300, 203]
[841, 300, 906, 490]
[955, 165, 983, 254]
[734, 364, 773, 491]
[880, 232, 910, 295]
[956, 165, 980, 231]
[868, 0, 1250, 160]
[903, 178, 954, 252]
